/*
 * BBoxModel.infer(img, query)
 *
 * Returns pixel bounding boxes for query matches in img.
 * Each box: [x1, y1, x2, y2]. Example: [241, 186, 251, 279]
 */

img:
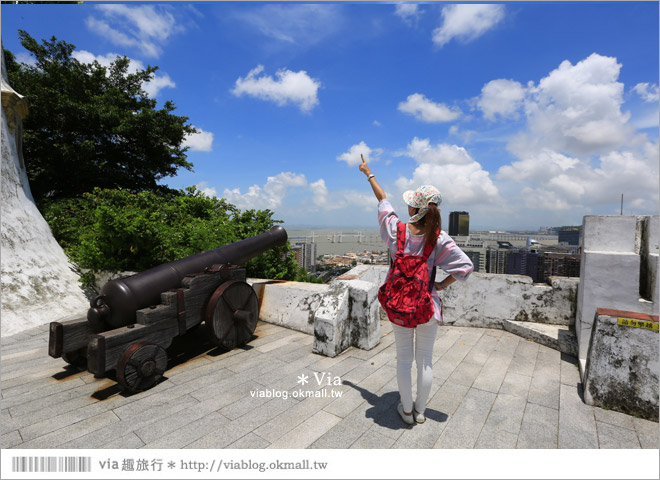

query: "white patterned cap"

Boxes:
[403, 185, 442, 223]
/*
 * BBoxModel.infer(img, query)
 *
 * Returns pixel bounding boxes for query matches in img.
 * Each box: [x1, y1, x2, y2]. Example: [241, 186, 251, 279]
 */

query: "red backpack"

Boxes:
[378, 221, 436, 328]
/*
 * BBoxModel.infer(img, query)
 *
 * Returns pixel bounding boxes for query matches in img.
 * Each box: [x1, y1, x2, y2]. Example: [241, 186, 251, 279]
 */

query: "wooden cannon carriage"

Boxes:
[48, 226, 287, 393]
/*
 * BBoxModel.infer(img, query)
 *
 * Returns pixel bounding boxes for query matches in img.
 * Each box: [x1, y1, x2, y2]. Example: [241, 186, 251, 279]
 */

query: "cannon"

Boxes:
[48, 226, 287, 393]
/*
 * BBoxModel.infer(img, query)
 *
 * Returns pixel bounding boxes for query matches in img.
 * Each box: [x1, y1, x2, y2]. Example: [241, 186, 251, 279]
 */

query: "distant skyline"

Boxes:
[2, 1, 658, 230]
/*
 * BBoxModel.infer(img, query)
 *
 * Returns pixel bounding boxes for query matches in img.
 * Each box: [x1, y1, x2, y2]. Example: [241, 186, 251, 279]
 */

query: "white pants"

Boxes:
[391, 320, 439, 414]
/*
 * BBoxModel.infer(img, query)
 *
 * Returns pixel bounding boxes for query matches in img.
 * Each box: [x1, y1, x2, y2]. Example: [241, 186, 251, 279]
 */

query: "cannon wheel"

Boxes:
[205, 280, 259, 350]
[116, 342, 167, 393]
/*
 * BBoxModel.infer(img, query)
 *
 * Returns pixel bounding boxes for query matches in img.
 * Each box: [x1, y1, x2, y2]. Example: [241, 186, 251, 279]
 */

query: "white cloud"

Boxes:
[373, 120, 382, 127]
[196, 181, 217, 198]
[448, 125, 476, 144]
[432, 4, 505, 47]
[309, 179, 330, 208]
[517, 53, 633, 157]
[72, 50, 175, 97]
[396, 138, 500, 207]
[492, 53, 659, 216]
[15, 52, 36, 67]
[183, 128, 214, 152]
[398, 93, 461, 123]
[231, 65, 321, 113]
[223, 172, 307, 210]
[497, 148, 580, 183]
[477, 79, 526, 120]
[337, 141, 382, 167]
[633, 82, 660, 103]
[395, 4, 422, 26]
[86, 4, 183, 58]
[232, 4, 342, 46]
[405, 137, 473, 165]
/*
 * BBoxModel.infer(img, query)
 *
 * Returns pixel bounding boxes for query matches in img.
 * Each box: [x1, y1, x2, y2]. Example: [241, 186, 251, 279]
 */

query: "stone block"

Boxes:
[249, 280, 328, 335]
[312, 283, 350, 357]
[582, 310, 659, 421]
[341, 279, 381, 351]
[581, 215, 639, 253]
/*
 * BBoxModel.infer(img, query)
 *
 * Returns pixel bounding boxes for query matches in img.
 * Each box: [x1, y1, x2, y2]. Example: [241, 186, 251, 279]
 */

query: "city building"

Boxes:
[486, 242, 513, 274]
[538, 253, 581, 282]
[293, 242, 317, 273]
[558, 226, 581, 246]
[462, 247, 487, 273]
[506, 252, 540, 282]
[449, 211, 470, 237]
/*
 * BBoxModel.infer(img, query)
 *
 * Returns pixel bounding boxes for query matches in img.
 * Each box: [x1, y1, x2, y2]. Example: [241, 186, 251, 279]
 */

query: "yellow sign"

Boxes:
[617, 317, 659, 331]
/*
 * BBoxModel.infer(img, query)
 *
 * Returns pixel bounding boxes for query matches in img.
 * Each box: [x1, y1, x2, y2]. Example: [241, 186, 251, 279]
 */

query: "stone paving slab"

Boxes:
[2, 320, 658, 451]
[517, 403, 559, 448]
[596, 421, 642, 449]
[433, 388, 497, 449]
[558, 384, 598, 448]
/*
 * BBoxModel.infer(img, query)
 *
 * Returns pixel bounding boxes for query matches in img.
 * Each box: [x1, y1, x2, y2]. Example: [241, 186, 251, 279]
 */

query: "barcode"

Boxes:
[12, 456, 91, 473]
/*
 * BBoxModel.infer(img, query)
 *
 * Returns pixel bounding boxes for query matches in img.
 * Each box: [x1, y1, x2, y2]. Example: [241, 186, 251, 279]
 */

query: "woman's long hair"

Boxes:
[414, 203, 441, 245]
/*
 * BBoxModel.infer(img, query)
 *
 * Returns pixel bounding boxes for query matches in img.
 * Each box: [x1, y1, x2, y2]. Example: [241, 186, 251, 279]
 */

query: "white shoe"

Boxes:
[397, 403, 414, 425]
[413, 406, 426, 424]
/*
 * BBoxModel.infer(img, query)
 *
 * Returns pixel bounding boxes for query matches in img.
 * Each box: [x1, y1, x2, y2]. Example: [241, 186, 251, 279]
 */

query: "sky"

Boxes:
[2, 1, 659, 230]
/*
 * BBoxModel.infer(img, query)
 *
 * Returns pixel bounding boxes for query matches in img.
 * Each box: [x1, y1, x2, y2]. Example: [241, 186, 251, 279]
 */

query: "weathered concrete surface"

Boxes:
[503, 320, 577, 357]
[442, 273, 578, 328]
[249, 280, 328, 335]
[248, 275, 381, 358]
[583, 309, 659, 421]
[251, 265, 578, 358]
[576, 215, 659, 363]
[1, 51, 88, 337]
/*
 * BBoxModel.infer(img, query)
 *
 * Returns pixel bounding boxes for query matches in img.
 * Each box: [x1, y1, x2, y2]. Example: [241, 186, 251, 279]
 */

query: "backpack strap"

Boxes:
[396, 221, 407, 254]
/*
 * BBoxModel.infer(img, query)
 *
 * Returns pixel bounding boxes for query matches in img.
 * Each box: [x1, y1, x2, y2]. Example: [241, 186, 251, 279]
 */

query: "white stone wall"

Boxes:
[1, 55, 88, 337]
[441, 272, 578, 328]
[248, 264, 577, 357]
[576, 215, 659, 364]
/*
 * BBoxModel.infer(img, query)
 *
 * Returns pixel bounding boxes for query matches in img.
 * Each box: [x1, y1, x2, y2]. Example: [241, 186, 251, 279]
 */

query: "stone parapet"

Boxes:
[576, 215, 659, 364]
[441, 272, 578, 328]
[582, 308, 659, 421]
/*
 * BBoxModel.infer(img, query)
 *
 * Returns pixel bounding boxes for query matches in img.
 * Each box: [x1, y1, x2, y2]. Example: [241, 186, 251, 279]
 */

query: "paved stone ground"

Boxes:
[1, 320, 658, 449]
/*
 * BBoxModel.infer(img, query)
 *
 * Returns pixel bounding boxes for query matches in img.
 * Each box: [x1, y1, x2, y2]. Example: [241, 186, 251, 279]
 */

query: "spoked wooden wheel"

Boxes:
[117, 342, 167, 393]
[205, 280, 259, 350]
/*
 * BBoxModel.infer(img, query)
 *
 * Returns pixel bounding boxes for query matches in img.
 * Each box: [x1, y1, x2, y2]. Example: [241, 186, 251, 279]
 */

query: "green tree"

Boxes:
[3, 31, 195, 204]
[42, 187, 300, 283]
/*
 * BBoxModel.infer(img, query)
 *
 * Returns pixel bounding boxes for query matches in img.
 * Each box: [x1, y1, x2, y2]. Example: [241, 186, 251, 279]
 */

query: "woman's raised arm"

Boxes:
[359, 154, 386, 202]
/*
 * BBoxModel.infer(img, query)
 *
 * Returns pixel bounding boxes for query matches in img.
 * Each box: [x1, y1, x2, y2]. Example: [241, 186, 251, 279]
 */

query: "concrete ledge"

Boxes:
[502, 320, 578, 357]
[443, 273, 578, 328]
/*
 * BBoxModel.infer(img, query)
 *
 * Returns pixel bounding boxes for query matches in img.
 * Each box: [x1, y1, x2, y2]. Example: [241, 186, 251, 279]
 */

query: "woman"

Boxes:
[359, 155, 473, 425]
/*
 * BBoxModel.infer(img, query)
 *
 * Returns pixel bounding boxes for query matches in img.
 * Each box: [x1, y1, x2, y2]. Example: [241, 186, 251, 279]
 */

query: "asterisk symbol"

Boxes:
[168, 462, 176, 469]
[297, 373, 309, 385]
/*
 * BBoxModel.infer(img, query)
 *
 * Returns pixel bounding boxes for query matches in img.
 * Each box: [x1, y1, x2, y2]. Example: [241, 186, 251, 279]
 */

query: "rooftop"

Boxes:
[2, 319, 656, 452]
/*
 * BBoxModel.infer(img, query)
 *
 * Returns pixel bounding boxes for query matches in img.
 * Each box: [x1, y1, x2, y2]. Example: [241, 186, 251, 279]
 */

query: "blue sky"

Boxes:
[2, 1, 659, 230]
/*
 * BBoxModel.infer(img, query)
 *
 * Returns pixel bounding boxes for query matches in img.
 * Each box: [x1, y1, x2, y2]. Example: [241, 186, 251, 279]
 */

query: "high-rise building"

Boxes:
[538, 253, 580, 282]
[294, 242, 317, 273]
[486, 244, 511, 274]
[449, 211, 470, 236]
[506, 252, 540, 282]
[464, 250, 482, 273]
[558, 226, 581, 246]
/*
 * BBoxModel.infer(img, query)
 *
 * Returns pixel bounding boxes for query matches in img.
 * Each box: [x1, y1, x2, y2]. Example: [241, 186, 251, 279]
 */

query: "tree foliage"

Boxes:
[3, 31, 195, 204]
[42, 187, 301, 283]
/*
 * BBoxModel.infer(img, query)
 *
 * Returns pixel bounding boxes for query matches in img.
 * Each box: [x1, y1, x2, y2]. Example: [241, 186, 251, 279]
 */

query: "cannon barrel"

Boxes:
[88, 226, 287, 330]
